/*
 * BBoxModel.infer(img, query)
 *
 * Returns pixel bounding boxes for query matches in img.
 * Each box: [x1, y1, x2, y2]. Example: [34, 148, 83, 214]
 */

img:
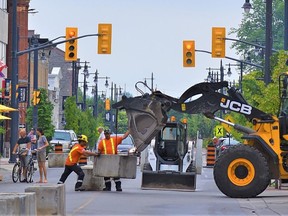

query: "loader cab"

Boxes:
[155, 122, 187, 163]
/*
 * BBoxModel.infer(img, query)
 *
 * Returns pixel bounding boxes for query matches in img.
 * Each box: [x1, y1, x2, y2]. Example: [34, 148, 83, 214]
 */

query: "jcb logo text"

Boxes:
[220, 99, 252, 115]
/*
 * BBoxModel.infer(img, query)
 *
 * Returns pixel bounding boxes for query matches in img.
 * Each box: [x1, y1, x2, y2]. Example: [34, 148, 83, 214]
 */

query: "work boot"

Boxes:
[75, 187, 85, 191]
[103, 182, 111, 191]
[115, 181, 122, 192]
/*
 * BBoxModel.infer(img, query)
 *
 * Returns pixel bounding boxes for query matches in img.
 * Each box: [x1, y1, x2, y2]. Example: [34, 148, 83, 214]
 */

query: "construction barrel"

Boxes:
[54, 144, 63, 153]
[78, 155, 88, 166]
[206, 145, 216, 167]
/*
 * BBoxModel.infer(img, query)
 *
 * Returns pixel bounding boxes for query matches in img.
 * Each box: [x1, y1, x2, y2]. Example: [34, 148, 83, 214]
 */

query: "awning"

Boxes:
[0, 104, 18, 112]
[0, 115, 11, 120]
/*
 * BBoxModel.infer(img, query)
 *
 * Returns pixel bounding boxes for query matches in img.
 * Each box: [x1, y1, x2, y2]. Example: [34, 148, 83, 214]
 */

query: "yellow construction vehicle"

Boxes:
[113, 74, 288, 198]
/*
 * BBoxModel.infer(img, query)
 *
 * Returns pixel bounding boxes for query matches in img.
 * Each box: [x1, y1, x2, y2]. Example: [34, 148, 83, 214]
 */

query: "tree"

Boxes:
[26, 88, 54, 140]
[63, 96, 80, 133]
[230, 0, 284, 65]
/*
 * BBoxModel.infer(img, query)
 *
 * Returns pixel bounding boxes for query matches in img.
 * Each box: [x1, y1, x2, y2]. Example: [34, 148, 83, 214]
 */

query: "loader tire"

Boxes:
[213, 144, 270, 198]
[143, 163, 152, 171]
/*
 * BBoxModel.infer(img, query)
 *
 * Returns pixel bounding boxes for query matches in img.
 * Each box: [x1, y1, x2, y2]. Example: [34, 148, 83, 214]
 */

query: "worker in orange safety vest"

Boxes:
[97, 129, 130, 192]
[57, 135, 98, 191]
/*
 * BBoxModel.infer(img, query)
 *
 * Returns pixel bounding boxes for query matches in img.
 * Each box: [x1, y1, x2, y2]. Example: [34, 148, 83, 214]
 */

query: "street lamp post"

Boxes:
[144, 72, 155, 92]
[93, 70, 109, 117]
[227, 62, 244, 93]
[242, 0, 272, 85]
[82, 61, 90, 111]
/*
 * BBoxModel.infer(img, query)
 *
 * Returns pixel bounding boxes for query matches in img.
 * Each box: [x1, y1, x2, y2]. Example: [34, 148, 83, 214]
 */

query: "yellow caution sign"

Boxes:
[215, 125, 224, 137]
[221, 115, 234, 133]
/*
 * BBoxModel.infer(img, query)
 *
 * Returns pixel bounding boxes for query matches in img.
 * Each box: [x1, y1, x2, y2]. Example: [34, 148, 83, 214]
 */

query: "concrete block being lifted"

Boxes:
[25, 184, 66, 216]
[93, 155, 137, 179]
[0, 193, 36, 215]
[81, 165, 104, 190]
[48, 153, 68, 168]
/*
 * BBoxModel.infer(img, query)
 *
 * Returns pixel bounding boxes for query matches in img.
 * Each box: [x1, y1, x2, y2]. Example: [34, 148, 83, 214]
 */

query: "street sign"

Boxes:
[18, 87, 27, 102]
[221, 115, 234, 133]
[215, 125, 224, 137]
[105, 112, 111, 122]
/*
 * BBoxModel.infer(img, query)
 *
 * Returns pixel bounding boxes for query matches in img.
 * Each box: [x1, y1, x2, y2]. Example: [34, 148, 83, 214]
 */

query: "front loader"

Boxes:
[113, 75, 288, 198]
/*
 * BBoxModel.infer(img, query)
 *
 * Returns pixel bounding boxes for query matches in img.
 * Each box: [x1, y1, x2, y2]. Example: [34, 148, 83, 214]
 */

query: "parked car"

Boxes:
[115, 134, 135, 155]
[216, 137, 241, 157]
[49, 130, 78, 153]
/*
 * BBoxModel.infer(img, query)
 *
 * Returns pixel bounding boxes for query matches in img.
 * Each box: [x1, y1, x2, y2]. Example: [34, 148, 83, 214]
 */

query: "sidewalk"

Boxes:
[0, 157, 15, 182]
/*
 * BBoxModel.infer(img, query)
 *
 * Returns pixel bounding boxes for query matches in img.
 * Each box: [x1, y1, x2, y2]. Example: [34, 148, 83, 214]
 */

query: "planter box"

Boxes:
[93, 155, 137, 179]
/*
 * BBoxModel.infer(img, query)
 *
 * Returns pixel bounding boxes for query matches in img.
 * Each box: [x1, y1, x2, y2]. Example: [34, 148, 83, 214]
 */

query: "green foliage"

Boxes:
[230, 0, 284, 64]
[186, 114, 217, 140]
[63, 96, 107, 149]
[63, 96, 80, 133]
[116, 110, 128, 133]
[26, 88, 54, 140]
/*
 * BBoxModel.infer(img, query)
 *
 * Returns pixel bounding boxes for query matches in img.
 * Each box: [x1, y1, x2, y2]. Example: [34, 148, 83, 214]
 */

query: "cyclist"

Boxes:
[12, 128, 32, 183]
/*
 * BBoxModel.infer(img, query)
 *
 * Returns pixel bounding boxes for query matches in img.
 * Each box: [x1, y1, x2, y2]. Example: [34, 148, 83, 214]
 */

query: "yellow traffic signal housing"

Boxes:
[105, 98, 110, 110]
[183, 40, 195, 67]
[65, 27, 78, 61]
[212, 27, 226, 58]
[98, 24, 112, 54]
[170, 116, 176, 122]
[32, 90, 40, 106]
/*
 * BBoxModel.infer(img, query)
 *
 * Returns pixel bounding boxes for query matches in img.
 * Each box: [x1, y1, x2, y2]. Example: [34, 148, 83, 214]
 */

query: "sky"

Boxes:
[28, 0, 244, 98]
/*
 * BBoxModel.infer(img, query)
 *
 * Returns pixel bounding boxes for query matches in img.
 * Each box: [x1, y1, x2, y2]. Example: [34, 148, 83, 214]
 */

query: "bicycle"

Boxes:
[12, 150, 36, 183]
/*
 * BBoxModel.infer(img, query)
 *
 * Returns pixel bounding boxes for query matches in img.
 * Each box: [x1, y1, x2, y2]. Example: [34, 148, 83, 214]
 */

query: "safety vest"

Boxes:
[103, 138, 115, 154]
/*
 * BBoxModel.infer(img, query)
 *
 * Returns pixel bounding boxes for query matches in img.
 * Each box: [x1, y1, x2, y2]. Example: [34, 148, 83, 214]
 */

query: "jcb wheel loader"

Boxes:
[113, 74, 288, 198]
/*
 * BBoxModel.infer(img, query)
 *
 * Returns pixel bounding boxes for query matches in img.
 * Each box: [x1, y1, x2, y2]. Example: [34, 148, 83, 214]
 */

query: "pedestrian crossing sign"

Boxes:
[215, 125, 224, 137]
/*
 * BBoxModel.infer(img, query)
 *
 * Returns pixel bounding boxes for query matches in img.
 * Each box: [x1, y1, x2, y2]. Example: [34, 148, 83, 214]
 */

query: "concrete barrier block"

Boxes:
[25, 184, 65, 216]
[48, 153, 68, 168]
[81, 165, 104, 191]
[0, 193, 36, 215]
[93, 155, 137, 179]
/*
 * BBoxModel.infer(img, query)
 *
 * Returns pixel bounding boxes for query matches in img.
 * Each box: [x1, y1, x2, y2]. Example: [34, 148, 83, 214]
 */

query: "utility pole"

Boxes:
[10, 0, 18, 163]
[32, 37, 39, 130]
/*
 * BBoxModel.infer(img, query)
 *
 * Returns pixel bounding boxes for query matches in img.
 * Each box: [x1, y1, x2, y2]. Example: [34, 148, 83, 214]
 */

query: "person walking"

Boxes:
[97, 129, 130, 192]
[35, 128, 49, 183]
[94, 126, 105, 151]
[28, 128, 37, 160]
[57, 135, 98, 191]
[12, 128, 31, 182]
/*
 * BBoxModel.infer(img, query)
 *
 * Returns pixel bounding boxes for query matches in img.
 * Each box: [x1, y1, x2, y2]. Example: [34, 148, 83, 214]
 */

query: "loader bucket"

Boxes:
[113, 95, 170, 152]
[141, 171, 196, 191]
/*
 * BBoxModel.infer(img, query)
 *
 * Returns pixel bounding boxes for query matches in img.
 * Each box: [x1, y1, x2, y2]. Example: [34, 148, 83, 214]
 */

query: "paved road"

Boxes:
[1, 157, 288, 215]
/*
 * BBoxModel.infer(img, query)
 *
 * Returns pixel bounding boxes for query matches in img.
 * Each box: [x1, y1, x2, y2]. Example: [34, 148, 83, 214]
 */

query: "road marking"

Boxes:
[72, 193, 97, 214]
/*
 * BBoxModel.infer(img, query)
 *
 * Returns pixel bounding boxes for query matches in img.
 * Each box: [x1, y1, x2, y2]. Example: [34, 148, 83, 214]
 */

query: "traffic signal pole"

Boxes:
[33, 41, 39, 130]
[10, 32, 105, 163]
[10, 0, 18, 163]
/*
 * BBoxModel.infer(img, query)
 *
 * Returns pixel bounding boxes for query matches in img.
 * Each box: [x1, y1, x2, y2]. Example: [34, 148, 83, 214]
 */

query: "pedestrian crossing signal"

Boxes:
[105, 98, 110, 110]
[32, 90, 40, 106]
[98, 24, 112, 54]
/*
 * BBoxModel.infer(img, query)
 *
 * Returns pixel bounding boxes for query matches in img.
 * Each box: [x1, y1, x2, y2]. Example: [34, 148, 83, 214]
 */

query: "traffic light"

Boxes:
[98, 24, 112, 54]
[212, 27, 226, 58]
[32, 90, 40, 106]
[105, 98, 110, 110]
[183, 40, 195, 67]
[65, 27, 78, 61]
